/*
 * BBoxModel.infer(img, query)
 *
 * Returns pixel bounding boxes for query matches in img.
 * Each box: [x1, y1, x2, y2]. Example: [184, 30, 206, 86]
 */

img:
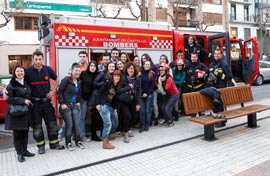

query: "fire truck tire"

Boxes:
[254, 75, 263, 86]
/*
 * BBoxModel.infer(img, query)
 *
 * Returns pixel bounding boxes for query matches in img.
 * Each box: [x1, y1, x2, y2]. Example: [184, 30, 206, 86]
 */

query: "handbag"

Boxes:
[9, 104, 29, 117]
[116, 91, 134, 103]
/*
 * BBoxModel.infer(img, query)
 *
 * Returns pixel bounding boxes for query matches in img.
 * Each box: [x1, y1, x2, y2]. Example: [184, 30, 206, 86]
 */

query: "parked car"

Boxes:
[0, 75, 12, 119]
[254, 61, 270, 86]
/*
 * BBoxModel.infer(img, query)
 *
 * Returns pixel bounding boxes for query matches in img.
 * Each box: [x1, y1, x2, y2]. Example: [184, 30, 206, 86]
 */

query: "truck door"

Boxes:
[208, 32, 231, 67]
[243, 37, 259, 84]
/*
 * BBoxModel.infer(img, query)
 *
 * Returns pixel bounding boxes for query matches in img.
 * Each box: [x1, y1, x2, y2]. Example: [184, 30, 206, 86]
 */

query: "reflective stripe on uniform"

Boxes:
[187, 83, 203, 89]
[37, 140, 45, 146]
[221, 74, 226, 80]
[49, 140, 59, 144]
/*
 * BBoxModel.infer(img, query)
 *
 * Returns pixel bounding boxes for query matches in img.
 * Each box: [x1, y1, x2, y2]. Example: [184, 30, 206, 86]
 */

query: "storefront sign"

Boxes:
[9, 1, 92, 13]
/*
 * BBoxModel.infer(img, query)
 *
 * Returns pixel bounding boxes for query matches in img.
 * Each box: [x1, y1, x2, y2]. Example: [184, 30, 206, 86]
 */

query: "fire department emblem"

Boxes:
[44, 75, 49, 81]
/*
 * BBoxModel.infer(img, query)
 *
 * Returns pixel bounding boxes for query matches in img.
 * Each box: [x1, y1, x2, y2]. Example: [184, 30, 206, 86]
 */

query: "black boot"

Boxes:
[17, 154, 25, 162]
[91, 130, 102, 141]
[22, 132, 35, 157]
[174, 112, 179, 121]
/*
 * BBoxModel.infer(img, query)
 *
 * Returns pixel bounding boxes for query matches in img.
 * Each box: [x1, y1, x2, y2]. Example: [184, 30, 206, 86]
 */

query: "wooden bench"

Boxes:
[182, 85, 270, 141]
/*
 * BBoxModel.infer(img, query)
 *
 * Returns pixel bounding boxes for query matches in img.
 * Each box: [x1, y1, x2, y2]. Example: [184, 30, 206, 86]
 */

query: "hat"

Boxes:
[196, 70, 206, 78]
[176, 59, 184, 66]
[158, 63, 170, 74]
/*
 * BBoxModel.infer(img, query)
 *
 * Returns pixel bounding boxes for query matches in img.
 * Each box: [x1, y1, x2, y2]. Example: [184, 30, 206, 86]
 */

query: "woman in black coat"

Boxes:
[58, 63, 84, 151]
[5, 66, 35, 162]
[117, 62, 141, 143]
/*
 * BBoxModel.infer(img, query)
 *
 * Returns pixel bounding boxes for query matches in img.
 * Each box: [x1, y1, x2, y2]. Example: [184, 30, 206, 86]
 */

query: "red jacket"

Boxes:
[165, 76, 179, 96]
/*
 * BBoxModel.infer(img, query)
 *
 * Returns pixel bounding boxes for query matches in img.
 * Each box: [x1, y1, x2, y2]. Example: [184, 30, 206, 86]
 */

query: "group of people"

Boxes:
[4, 35, 233, 163]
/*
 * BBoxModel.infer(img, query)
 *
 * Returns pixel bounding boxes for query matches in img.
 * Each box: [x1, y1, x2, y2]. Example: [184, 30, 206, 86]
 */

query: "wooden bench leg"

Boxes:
[247, 113, 257, 128]
[203, 124, 217, 141]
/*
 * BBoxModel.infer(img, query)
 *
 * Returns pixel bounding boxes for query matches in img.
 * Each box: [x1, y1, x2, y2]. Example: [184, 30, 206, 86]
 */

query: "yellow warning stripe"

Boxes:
[80, 29, 172, 38]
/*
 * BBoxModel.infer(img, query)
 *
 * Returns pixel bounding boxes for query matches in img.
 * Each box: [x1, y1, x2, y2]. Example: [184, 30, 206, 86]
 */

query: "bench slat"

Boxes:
[189, 116, 225, 125]
[220, 104, 270, 120]
[189, 104, 270, 126]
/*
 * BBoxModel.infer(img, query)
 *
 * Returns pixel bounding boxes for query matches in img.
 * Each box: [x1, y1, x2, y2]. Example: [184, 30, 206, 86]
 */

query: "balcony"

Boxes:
[230, 14, 254, 22]
[255, 2, 270, 9]
[229, 0, 252, 5]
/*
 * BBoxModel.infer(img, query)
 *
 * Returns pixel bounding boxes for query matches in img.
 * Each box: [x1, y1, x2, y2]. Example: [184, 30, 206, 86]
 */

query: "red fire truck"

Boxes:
[40, 16, 260, 114]
[42, 16, 259, 84]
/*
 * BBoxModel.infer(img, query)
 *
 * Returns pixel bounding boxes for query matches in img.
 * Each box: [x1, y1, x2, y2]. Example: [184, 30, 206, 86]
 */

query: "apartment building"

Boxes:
[0, 0, 94, 75]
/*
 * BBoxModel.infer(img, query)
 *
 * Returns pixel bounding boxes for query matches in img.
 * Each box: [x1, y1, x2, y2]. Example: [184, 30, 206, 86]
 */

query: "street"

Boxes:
[0, 83, 270, 151]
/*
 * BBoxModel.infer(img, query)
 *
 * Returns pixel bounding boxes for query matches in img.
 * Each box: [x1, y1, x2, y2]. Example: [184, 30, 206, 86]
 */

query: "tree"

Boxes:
[253, 12, 270, 54]
[126, 0, 147, 21]
[195, 2, 216, 31]
[95, 4, 123, 18]
[0, 1, 23, 28]
[165, 0, 198, 30]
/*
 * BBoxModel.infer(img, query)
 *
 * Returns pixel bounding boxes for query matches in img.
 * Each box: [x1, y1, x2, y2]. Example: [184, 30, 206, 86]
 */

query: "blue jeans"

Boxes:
[79, 99, 88, 138]
[61, 104, 80, 145]
[98, 104, 118, 139]
[161, 95, 178, 123]
[140, 94, 153, 130]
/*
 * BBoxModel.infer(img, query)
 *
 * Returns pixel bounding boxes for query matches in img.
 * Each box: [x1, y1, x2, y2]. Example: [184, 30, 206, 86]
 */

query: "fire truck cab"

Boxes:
[173, 31, 259, 85]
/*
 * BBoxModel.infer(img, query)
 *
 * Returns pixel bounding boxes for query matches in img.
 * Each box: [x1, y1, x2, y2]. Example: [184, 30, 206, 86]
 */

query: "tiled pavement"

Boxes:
[1, 99, 270, 176]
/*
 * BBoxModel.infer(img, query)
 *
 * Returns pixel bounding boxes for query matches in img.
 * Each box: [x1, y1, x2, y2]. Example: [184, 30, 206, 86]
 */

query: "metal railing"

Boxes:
[230, 14, 254, 22]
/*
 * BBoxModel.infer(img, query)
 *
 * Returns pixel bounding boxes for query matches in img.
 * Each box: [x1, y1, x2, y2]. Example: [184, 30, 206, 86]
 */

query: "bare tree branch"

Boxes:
[112, 6, 123, 19]
[1, 7, 23, 28]
[126, 0, 140, 20]
[96, 4, 107, 18]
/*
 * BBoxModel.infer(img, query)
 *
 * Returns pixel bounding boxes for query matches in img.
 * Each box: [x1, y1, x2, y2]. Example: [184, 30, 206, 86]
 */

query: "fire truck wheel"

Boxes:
[254, 75, 263, 86]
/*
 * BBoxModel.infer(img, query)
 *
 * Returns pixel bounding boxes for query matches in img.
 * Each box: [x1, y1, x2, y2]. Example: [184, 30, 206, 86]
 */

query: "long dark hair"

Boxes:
[86, 60, 98, 74]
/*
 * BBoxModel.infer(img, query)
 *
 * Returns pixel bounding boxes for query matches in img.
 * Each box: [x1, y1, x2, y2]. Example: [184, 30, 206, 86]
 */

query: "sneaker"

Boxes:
[139, 128, 144, 133]
[159, 121, 167, 127]
[58, 134, 63, 141]
[124, 137, 130, 143]
[158, 119, 165, 125]
[66, 143, 74, 151]
[165, 122, 174, 128]
[38, 145, 45, 154]
[76, 141, 85, 149]
[128, 131, 134, 137]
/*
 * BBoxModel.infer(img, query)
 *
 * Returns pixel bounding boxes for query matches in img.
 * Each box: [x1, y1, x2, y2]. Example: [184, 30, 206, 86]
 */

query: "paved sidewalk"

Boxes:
[1, 99, 270, 176]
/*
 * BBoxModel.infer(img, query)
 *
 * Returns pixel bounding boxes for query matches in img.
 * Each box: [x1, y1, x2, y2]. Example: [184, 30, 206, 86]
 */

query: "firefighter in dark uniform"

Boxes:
[207, 47, 233, 127]
[186, 52, 208, 93]
[208, 47, 233, 88]
[26, 50, 64, 154]
[184, 35, 211, 63]
[185, 52, 208, 117]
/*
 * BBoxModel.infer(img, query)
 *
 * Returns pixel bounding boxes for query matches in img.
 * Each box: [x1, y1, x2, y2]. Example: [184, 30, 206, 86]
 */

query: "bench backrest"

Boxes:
[182, 85, 253, 114]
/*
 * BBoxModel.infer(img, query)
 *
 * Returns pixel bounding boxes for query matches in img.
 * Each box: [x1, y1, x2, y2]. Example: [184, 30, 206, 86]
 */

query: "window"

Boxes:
[203, 13, 222, 25]
[231, 4, 236, 20]
[244, 6, 249, 21]
[8, 55, 32, 74]
[14, 17, 38, 31]
[244, 28, 251, 39]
